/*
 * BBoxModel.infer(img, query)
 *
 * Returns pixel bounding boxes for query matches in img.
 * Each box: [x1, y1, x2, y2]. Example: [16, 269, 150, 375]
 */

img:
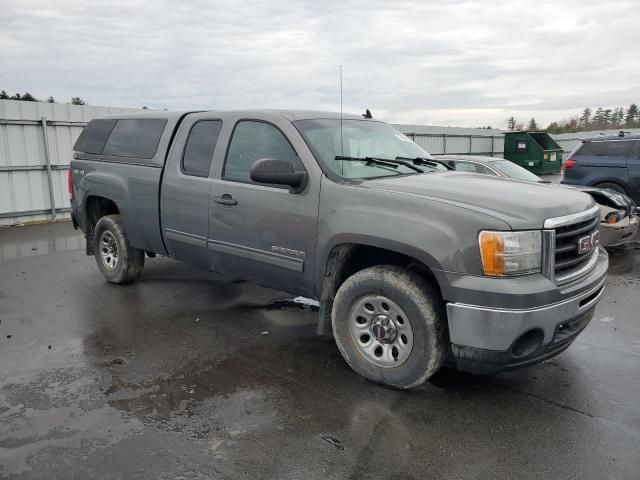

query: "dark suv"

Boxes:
[561, 133, 640, 202]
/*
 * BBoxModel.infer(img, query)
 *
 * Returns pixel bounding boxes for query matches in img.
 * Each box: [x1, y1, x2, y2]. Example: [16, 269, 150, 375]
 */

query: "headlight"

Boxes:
[479, 230, 541, 276]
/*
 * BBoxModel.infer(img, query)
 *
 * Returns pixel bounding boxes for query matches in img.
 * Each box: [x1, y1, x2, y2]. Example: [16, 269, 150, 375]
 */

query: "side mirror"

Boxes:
[249, 158, 308, 193]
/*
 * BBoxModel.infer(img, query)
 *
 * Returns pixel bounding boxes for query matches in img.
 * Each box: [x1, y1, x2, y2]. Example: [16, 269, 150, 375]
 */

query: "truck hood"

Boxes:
[364, 172, 596, 230]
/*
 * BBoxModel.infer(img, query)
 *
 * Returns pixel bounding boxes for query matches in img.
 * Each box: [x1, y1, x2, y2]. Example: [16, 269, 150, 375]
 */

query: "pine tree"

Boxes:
[21, 92, 37, 101]
[47, 96, 55, 103]
[507, 116, 518, 131]
[528, 118, 538, 131]
[70, 97, 85, 105]
[566, 117, 579, 132]
[546, 122, 561, 134]
[618, 107, 625, 127]
[602, 109, 612, 128]
[0, 90, 9, 99]
[611, 108, 623, 128]
[579, 108, 591, 129]
[625, 104, 638, 127]
[11, 93, 21, 100]
[592, 108, 604, 129]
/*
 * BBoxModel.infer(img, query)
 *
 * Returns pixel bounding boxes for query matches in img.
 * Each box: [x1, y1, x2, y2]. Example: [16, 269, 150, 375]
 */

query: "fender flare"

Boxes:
[315, 236, 446, 336]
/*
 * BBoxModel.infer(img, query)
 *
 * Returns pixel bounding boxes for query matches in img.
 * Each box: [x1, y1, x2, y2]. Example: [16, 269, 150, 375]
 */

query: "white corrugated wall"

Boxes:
[3, 99, 633, 226]
[0, 100, 139, 225]
[393, 124, 505, 157]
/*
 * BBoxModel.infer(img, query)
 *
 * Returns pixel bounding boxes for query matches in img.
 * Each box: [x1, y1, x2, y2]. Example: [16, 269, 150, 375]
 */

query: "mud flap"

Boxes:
[317, 245, 356, 337]
[85, 233, 94, 256]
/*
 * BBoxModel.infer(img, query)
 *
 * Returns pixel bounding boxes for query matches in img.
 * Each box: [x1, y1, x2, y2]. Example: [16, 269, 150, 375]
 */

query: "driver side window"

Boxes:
[223, 121, 303, 183]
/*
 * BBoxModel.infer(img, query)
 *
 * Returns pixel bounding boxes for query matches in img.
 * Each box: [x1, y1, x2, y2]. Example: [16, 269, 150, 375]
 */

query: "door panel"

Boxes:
[161, 119, 222, 267]
[209, 180, 317, 295]
[208, 119, 318, 296]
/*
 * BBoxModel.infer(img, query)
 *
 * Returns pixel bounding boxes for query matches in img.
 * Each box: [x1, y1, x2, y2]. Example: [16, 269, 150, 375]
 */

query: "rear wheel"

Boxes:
[332, 265, 446, 389]
[595, 182, 627, 195]
[93, 214, 145, 283]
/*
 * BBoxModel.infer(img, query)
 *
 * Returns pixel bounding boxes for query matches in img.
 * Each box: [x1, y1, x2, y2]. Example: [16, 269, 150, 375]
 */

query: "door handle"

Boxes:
[214, 194, 238, 206]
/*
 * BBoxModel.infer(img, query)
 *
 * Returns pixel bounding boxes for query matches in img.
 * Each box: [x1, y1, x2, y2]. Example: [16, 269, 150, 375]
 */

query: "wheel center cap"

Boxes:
[371, 315, 397, 343]
[372, 323, 387, 340]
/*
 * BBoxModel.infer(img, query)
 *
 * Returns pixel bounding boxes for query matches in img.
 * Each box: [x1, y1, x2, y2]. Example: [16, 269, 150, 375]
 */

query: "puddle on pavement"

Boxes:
[0, 223, 84, 263]
[0, 366, 143, 476]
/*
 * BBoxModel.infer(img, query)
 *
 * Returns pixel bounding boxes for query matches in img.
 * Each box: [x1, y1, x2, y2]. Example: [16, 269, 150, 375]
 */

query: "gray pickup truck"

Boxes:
[69, 110, 608, 388]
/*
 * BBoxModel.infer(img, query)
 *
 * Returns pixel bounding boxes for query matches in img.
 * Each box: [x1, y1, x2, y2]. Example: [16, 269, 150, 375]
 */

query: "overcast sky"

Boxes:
[1, 0, 639, 128]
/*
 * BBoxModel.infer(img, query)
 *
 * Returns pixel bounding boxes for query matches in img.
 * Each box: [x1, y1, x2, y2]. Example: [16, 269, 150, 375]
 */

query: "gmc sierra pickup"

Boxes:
[69, 110, 608, 388]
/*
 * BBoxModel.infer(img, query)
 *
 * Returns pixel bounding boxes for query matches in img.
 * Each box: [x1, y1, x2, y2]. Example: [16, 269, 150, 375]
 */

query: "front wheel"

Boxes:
[332, 265, 446, 389]
[93, 214, 145, 284]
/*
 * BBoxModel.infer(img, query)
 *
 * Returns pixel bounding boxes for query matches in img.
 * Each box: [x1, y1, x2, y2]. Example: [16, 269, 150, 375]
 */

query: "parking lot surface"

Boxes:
[1, 222, 639, 479]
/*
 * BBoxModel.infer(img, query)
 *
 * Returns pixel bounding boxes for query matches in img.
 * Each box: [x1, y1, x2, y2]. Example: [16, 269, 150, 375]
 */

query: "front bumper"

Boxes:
[600, 216, 638, 247]
[446, 251, 608, 374]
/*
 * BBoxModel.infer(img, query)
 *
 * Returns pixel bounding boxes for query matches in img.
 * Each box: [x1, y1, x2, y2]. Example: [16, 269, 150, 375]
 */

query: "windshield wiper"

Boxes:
[395, 156, 453, 170]
[335, 156, 424, 173]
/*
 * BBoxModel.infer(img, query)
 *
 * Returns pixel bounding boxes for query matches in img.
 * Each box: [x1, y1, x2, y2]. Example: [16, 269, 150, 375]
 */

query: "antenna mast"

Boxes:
[339, 65, 344, 160]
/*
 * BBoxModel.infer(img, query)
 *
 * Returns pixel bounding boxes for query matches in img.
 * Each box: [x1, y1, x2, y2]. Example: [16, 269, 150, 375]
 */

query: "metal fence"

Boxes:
[0, 117, 84, 222]
[3, 99, 636, 226]
[394, 130, 504, 157]
[0, 100, 137, 225]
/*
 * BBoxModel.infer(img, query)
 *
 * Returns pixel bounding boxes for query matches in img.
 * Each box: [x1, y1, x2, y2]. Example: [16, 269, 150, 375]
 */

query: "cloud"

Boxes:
[1, 0, 638, 128]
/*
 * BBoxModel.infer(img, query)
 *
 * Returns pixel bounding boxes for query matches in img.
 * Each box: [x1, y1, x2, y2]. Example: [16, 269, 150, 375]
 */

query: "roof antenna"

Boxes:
[340, 65, 344, 155]
[339, 65, 344, 175]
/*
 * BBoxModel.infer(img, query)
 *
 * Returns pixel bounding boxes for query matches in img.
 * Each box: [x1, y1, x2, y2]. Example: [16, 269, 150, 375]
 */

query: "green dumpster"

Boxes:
[503, 131, 563, 174]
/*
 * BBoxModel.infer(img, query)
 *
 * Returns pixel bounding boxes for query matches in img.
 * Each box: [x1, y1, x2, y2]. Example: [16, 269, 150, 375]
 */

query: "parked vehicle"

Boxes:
[69, 111, 608, 388]
[561, 133, 640, 202]
[438, 155, 639, 247]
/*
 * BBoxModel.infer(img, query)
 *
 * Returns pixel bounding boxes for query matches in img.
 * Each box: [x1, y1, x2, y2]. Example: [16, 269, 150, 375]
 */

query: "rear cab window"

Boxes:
[73, 119, 117, 154]
[181, 120, 223, 177]
[102, 119, 167, 159]
[74, 118, 168, 162]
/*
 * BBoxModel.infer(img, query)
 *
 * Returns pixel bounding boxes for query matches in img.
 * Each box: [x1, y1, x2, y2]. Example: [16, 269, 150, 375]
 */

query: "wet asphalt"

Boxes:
[1, 222, 639, 480]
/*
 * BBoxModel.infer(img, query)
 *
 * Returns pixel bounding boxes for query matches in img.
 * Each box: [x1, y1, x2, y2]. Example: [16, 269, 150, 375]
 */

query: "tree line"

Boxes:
[0, 90, 86, 105]
[507, 103, 640, 134]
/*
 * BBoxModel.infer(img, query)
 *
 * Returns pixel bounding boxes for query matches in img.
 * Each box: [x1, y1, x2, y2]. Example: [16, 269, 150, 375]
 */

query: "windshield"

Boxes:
[294, 119, 440, 179]
[491, 160, 542, 182]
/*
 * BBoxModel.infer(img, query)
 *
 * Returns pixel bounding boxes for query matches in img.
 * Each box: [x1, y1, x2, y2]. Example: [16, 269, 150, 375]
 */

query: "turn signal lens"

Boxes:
[605, 209, 626, 224]
[67, 168, 74, 201]
[479, 231, 542, 276]
[479, 232, 505, 275]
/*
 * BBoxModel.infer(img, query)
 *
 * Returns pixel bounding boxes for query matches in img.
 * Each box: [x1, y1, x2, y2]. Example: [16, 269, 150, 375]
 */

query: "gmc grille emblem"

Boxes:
[577, 232, 599, 255]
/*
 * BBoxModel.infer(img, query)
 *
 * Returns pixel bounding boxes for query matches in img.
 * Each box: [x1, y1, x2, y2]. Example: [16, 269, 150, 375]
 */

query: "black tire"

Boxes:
[595, 182, 627, 195]
[93, 214, 145, 284]
[331, 265, 446, 389]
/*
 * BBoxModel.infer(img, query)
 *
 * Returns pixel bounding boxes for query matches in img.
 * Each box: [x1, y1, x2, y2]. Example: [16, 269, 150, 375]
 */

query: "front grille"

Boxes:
[548, 211, 600, 283]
